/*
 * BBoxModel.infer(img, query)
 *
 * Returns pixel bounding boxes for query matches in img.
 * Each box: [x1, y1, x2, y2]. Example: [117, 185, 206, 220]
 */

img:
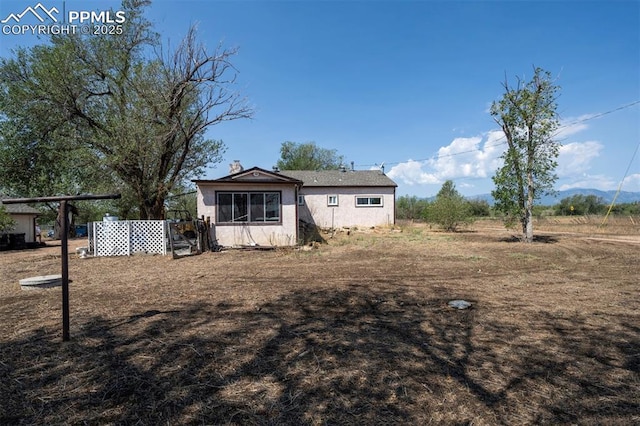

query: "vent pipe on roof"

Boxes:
[351, 161, 354, 171]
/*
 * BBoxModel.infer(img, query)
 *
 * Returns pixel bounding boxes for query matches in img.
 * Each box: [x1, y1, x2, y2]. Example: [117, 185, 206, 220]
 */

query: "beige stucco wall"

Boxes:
[10, 214, 36, 242]
[197, 183, 298, 247]
[298, 187, 395, 229]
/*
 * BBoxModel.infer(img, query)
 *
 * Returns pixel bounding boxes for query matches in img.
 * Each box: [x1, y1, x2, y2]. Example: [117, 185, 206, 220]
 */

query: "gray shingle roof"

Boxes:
[280, 170, 397, 188]
[0, 200, 40, 215]
[193, 167, 303, 185]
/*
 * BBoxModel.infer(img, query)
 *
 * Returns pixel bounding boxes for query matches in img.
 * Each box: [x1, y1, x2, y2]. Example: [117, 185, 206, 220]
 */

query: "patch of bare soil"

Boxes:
[1, 219, 638, 425]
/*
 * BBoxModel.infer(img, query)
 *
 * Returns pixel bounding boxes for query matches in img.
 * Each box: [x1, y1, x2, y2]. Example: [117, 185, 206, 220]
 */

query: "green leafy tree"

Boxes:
[610, 202, 640, 216]
[396, 195, 429, 220]
[426, 180, 472, 232]
[490, 67, 560, 242]
[276, 141, 344, 170]
[467, 199, 491, 217]
[0, 205, 16, 233]
[555, 194, 605, 216]
[0, 0, 250, 219]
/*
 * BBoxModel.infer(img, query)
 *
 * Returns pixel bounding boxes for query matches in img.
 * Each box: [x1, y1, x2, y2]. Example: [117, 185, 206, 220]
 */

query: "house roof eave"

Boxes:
[193, 167, 303, 186]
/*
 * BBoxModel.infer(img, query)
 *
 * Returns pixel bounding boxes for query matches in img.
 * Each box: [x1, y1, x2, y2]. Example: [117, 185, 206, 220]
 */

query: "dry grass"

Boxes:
[1, 219, 639, 425]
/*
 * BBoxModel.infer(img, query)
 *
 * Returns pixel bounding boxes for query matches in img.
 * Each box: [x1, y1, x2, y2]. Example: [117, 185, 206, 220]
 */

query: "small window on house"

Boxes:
[355, 196, 383, 207]
[298, 195, 305, 206]
[327, 195, 338, 206]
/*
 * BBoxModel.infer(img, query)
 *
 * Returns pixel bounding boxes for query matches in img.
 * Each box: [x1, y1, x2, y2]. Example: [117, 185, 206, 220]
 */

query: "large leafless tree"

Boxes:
[0, 0, 252, 219]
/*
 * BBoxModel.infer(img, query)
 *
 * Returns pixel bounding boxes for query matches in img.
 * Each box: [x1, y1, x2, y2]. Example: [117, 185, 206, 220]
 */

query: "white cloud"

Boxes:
[388, 114, 629, 196]
[622, 173, 640, 192]
[432, 136, 484, 178]
[387, 132, 506, 187]
[386, 159, 440, 185]
[557, 141, 603, 177]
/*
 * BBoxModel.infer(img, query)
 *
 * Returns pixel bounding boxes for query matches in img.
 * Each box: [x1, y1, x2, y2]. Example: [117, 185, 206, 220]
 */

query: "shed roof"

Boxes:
[1, 200, 40, 215]
[280, 170, 397, 188]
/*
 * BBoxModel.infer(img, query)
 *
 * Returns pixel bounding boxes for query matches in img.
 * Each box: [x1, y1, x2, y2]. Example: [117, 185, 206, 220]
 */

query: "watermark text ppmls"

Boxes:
[2, 2, 126, 36]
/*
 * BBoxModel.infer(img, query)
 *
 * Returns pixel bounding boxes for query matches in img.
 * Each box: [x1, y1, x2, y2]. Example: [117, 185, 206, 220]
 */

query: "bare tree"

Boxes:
[123, 25, 253, 218]
[0, 0, 252, 219]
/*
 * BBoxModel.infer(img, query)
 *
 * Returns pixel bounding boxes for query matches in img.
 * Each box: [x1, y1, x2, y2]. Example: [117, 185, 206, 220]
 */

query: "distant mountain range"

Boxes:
[468, 189, 640, 206]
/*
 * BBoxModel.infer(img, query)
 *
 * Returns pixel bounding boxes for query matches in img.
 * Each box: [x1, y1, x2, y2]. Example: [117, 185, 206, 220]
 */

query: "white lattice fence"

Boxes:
[91, 220, 167, 256]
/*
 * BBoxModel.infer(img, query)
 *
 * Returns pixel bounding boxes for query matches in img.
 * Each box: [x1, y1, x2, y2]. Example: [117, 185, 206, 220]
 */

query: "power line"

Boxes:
[562, 100, 640, 125]
[601, 139, 640, 225]
[355, 100, 640, 169]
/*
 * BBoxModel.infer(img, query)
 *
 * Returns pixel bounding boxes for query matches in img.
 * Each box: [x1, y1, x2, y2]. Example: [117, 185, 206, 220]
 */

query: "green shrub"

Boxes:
[425, 181, 473, 232]
[0, 205, 16, 233]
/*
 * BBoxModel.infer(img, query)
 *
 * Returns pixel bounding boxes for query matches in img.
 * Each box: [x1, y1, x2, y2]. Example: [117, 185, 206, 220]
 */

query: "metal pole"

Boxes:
[60, 201, 70, 341]
[3, 193, 120, 341]
[2, 194, 121, 203]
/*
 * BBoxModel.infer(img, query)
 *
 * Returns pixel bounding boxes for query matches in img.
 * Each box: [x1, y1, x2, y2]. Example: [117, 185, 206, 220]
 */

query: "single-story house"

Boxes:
[194, 166, 397, 247]
[1, 200, 40, 246]
[281, 169, 397, 230]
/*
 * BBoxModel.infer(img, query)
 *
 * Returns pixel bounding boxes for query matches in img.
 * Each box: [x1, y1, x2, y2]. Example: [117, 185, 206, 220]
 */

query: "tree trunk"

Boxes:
[138, 201, 149, 220]
[524, 168, 535, 243]
[139, 196, 166, 220]
[149, 197, 166, 220]
[53, 203, 76, 239]
[523, 205, 533, 242]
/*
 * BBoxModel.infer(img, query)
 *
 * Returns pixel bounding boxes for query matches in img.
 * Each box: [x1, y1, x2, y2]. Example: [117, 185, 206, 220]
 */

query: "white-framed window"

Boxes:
[327, 195, 339, 206]
[217, 191, 281, 223]
[298, 195, 305, 206]
[355, 196, 383, 207]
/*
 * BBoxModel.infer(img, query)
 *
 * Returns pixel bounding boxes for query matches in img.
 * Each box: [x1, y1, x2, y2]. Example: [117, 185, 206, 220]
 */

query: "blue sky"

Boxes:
[1, 0, 639, 197]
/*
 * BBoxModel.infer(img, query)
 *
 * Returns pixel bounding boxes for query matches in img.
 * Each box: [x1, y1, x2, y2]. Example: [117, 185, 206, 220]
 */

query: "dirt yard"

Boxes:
[1, 217, 638, 425]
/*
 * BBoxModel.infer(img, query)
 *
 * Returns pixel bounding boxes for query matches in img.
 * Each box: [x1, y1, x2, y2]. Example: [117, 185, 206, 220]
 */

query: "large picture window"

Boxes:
[217, 192, 281, 223]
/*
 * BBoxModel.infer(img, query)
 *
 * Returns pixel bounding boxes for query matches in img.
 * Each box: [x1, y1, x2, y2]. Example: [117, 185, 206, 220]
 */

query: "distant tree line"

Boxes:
[397, 191, 639, 225]
[396, 193, 490, 230]
[554, 195, 639, 216]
